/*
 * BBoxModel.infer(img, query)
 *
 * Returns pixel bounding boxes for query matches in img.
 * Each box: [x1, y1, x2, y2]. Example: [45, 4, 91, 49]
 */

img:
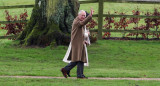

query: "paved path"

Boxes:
[0, 76, 160, 81]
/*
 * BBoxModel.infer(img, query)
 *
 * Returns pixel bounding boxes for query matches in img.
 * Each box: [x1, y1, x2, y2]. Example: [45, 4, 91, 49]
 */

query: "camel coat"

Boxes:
[63, 15, 92, 66]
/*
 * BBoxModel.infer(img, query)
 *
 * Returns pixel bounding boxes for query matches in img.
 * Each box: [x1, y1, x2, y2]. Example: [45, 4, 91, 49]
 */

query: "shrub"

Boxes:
[1, 10, 28, 36]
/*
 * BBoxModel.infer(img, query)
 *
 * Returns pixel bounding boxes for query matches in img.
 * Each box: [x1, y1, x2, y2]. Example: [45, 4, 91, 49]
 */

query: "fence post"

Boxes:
[98, 0, 104, 40]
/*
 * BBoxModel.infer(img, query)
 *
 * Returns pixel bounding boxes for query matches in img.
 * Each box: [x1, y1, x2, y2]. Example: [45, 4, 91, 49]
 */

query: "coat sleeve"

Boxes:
[79, 15, 92, 26]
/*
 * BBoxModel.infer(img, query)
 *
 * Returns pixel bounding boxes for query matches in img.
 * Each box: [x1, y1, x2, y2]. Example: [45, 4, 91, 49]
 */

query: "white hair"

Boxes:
[78, 10, 86, 16]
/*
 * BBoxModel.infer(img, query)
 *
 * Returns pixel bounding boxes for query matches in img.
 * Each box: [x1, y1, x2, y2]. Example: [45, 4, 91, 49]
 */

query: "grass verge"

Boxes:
[0, 77, 160, 86]
[0, 39, 159, 78]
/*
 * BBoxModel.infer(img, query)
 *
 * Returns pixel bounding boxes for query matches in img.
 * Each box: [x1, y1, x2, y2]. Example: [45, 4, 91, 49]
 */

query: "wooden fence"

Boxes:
[0, 5, 34, 9]
[0, 0, 160, 39]
[0, 4, 34, 24]
[80, 0, 160, 39]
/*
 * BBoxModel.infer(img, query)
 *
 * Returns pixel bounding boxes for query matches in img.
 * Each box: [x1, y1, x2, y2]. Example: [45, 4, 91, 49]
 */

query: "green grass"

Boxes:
[0, 39, 160, 78]
[80, 2, 160, 15]
[0, 0, 34, 6]
[0, 1, 160, 21]
[0, 0, 160, 79]
[0, 8, 33, 21]
[0, 0, 34, 21]
[0, 29, 7, 36]
[0, 78, 160, 86]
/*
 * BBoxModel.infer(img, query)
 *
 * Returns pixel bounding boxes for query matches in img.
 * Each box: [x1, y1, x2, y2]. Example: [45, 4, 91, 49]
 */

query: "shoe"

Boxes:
[77, 75, 88, 79]
[67, 71, 71, 77]
[77, 76, 88, 79]
[61, 68, 67, 78]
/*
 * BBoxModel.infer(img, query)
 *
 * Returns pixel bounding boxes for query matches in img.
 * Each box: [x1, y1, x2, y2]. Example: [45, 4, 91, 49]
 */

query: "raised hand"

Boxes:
[90, 8, 94, 16]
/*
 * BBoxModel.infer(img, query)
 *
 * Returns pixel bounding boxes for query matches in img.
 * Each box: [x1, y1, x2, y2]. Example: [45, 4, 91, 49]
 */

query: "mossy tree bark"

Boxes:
[18, 0, 79, 47]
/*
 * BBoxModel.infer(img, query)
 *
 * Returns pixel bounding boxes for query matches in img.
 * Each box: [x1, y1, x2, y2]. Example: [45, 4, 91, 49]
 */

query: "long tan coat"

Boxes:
[65, 15, 92, 63]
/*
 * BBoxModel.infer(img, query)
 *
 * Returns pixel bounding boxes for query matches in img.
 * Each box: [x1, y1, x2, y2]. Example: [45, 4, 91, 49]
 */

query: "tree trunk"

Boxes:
[18, 0, 79, 47]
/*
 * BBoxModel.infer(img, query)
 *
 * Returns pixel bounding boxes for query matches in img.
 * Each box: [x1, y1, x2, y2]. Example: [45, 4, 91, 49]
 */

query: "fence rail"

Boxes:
[90, 29, 160, 34]
[103, 0, 160, 4]
[79, 0, 98, 4]
[0, 20, 28, 24]
[0, 35, 17, 39]
[79, 0, 160, 4]
[0, 5, 34, 9]
[0, 14, 159, 24]
[93, 14, 160, 18]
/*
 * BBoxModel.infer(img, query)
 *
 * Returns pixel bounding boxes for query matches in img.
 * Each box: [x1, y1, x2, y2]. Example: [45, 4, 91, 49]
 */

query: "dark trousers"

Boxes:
[64, 61, 84, 77]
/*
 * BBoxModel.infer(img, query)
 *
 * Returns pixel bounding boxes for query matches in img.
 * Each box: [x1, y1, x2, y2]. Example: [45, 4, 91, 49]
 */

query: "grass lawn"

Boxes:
[0, 78, 160, 86]
[0, 1, 160, 21]
[0, 8, 33, 21]
[0, 0, 34, 21]
[0, 39, 160, 78]
[0, 29, 7, 36]
[0, 0, 35, 6]
[80, 2, 160, 14]
[0, 0, 160, 79]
